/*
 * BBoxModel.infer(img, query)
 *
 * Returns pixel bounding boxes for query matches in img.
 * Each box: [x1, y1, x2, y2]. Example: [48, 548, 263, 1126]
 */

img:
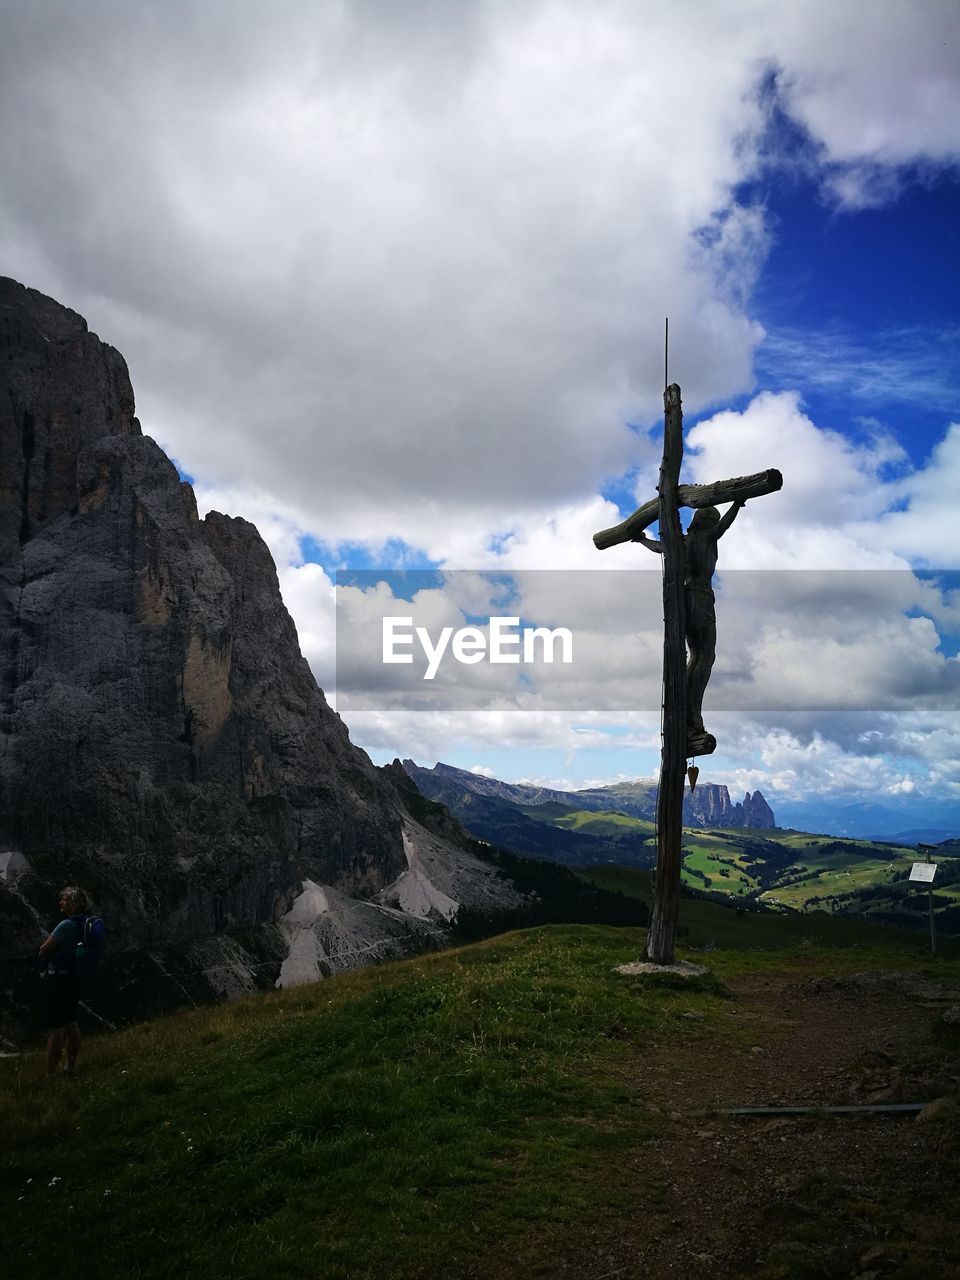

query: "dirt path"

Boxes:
[569, 969, 960, 1280]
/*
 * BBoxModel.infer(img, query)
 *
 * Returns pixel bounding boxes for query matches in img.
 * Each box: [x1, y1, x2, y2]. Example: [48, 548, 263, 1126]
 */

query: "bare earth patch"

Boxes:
[625, 970, 959, 1279]
[476, 966, 960, 1280]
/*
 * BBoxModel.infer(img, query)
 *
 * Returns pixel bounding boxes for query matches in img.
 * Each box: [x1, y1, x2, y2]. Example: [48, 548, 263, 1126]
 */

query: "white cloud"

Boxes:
[1, 3, 954, 561]
[0, 0, 779, 555]
[888, 776, 916, 795]
[688, 710, 960, 803]
[9, 0, 956, 563]
[2, 1, 957, 809]
[275, 380, 960, 808]
[348, 707, 662, 764]
[685, 391, 907, 551]
[277, 562, 337, 692]
[864, 423, 960, 567]
[771, 1, 960, 187]
[675, 391, 960, 572]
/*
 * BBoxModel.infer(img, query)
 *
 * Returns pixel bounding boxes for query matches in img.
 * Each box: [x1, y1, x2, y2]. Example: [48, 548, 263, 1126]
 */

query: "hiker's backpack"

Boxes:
[74, 914, 106, 976]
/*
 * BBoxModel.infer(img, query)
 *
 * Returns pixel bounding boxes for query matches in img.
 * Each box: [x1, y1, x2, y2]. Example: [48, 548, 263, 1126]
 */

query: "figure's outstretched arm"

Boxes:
[633, 532, 663, 554]
[714, 499, 745, 539]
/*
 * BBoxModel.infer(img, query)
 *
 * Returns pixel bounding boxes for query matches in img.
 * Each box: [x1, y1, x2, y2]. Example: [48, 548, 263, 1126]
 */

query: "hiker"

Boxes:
[635, 500, 745, 739]
[39, 885, 90, 1076]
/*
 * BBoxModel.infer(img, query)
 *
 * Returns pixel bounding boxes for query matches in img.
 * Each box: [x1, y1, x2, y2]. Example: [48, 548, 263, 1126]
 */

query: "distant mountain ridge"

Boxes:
[403, 761, 776, 831]
[777, 796, 959, 842]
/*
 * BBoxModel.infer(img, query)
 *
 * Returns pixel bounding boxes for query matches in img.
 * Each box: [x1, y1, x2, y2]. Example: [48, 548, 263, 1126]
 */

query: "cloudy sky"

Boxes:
[2, 0, 958, 827]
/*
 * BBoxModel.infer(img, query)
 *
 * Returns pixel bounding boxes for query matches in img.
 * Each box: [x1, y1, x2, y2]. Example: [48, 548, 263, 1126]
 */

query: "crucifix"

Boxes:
[593, 371, 782, 965]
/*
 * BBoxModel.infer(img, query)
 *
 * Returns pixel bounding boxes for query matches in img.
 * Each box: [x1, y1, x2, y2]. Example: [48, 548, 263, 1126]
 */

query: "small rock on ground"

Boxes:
[615, 960, 708, 978]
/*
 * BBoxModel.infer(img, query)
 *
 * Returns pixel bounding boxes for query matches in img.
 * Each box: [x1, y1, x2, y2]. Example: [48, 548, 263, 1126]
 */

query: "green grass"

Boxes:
[761, 853, 901, 907]
[5, 914, 959, 1279]
[2, 926, 697, 1280]
[680, 843, 759, 892]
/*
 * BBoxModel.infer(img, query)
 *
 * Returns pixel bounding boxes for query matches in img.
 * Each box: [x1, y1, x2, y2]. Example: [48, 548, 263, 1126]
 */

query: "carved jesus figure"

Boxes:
[635, 500, 744, 743]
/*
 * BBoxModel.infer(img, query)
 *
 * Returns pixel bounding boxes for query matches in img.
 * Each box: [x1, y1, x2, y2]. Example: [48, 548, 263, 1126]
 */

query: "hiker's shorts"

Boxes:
[43, 973, 83, 1029]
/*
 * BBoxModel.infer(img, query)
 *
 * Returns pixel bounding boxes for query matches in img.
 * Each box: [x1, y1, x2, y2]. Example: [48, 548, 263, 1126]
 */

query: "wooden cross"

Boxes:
[593, 383, 781, 964]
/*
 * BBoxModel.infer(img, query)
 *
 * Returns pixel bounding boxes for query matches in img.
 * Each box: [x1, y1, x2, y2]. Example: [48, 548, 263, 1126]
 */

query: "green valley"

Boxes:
[508, 804, 960, 935]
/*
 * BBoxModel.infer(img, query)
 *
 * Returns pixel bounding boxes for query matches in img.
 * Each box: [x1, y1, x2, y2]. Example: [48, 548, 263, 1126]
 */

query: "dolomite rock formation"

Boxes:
[685, 785, 776, 829]
[405, 760, 776, 833]
[0, 278, 520, 1040]
[739, 789, 776, 829]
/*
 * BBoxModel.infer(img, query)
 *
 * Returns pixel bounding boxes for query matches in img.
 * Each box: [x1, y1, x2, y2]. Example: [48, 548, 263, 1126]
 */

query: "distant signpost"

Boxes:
[593, 366, 781, 965]
[908, 862, 936, 884]
[913, 844, 939, 955]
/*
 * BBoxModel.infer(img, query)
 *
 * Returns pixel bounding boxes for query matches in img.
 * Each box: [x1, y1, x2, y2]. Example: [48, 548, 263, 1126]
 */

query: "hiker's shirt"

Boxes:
[46, 916, 83, 977]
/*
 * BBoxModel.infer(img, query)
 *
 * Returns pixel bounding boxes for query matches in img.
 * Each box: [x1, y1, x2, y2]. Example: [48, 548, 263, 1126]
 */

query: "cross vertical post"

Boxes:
[648, 383, 686, 964]
[592, 371, 781, 967]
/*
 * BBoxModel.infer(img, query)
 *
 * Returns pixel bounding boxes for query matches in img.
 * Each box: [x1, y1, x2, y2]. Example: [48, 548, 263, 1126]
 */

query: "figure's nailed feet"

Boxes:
[686, 729, 717, 757]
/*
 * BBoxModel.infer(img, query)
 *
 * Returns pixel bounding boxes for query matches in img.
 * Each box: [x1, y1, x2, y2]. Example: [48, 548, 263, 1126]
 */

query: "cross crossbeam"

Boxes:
[593, 469, 782, 550]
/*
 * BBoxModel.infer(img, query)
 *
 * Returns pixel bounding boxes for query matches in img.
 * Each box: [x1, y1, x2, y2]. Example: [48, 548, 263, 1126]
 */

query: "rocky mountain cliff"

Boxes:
[0, 279, 521, 1043]
[405, 761, 776, 831]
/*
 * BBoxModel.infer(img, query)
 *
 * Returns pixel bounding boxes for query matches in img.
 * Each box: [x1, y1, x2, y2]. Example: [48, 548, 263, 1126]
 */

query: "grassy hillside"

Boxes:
[579, 865, 960, 956]
[4, 910, 960, 1279]
[696, 829, 960, 931]
[548, 809, 657, 839]
[4, 926, 694, 1280]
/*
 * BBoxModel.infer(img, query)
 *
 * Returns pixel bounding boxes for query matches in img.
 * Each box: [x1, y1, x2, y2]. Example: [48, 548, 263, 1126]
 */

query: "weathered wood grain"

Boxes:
[592, 468, 782, 550]
[646, 383, 686, 965]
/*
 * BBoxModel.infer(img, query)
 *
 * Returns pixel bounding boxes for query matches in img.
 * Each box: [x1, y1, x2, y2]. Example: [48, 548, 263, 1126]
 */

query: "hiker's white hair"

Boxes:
[60, 886, 90, 914]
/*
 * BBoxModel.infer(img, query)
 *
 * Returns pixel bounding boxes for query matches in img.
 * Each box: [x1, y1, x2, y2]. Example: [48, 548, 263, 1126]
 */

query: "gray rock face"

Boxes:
[0, 279, 521, 1040]
[740, 790, 776, 829]
[684, 784, 775, 829]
